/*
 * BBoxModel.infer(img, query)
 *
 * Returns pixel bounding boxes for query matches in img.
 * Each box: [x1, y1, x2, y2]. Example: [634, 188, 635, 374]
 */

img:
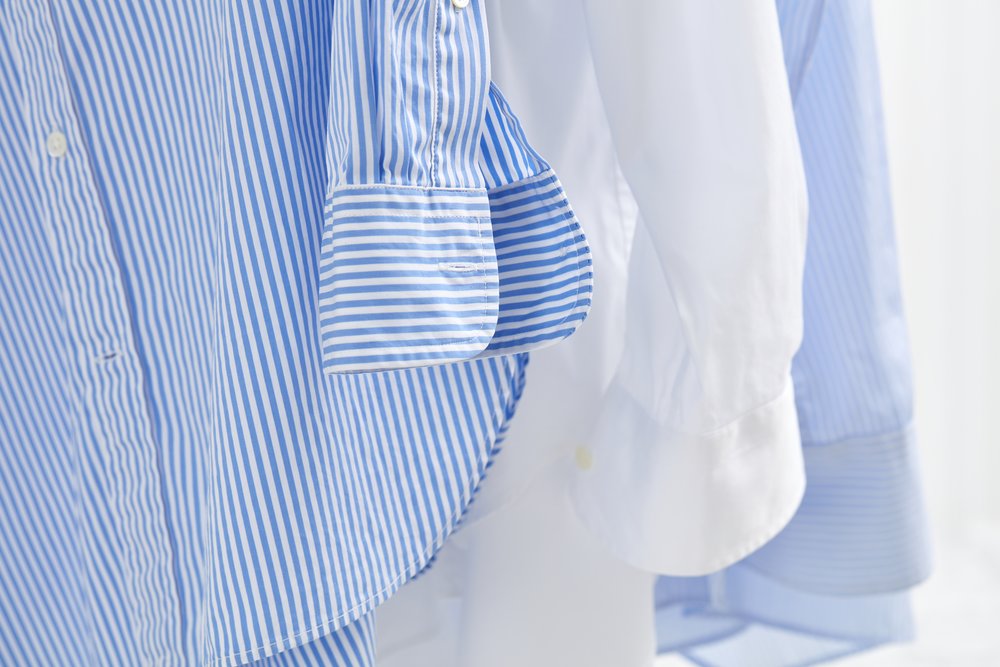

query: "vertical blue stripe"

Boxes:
[0, 0, 572, 665]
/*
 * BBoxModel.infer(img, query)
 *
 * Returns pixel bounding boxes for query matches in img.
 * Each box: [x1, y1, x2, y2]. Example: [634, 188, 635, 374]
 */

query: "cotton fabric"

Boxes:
[0, 1, 584, 664]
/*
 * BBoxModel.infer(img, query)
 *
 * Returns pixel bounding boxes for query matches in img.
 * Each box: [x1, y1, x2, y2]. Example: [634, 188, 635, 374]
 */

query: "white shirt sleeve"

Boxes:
[569, 0, 810, 575]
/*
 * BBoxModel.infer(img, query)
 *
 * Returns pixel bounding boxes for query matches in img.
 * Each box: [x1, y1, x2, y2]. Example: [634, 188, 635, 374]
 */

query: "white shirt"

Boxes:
[470, 0, 808, 575]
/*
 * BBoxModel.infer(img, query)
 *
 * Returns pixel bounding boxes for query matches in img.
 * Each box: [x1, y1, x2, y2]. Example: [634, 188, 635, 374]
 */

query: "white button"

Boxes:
[46, 130, 68, 158]
[574, 446, 593, 471]
[452, 0, 469, 9]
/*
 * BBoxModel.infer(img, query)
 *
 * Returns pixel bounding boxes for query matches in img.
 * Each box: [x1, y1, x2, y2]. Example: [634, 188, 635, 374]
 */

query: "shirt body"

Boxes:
[0, 1, 589, 664]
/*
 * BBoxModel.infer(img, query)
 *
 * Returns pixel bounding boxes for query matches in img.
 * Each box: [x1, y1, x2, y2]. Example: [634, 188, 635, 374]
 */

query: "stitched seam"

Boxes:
[473, 215, 490, 344]
[331, 183, 486, 194]
[328, 213, 487, 221]
[429, 0, 442, 186]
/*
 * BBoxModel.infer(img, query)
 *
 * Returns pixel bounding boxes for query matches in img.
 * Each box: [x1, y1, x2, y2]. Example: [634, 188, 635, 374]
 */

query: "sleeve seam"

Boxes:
[429, 0, 443, 186]
[331, 183, 487, 194]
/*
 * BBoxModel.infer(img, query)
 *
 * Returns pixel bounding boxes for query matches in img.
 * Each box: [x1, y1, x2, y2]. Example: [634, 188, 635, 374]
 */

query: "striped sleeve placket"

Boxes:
[319, 0, 591, 373]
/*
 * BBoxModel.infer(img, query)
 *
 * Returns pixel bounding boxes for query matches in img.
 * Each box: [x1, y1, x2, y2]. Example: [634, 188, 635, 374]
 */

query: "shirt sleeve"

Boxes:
[318, 0, 498, 373]
[571, 0, 810, 575]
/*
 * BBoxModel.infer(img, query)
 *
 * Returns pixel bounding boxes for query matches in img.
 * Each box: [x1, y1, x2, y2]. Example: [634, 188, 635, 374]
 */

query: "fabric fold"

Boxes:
[476, 83, 593, 357]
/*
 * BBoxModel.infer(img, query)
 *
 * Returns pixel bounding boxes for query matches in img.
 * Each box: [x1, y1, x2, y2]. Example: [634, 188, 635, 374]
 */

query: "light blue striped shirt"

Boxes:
[655, 2, 932, 665]
[0, 1, 589, 665]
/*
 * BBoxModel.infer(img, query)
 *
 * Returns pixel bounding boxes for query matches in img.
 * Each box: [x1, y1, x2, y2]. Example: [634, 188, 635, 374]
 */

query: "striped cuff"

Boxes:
[476, 169, 593, 357]
[318, 185, 498, 373]
[472, 83, 593, 358]
[744, 424, 932, 595]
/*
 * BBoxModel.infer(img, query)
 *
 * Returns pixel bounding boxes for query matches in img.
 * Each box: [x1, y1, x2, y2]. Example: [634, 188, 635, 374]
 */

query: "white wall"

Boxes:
[842, 1, 1000, 663]
[875, 0, 1000, 543]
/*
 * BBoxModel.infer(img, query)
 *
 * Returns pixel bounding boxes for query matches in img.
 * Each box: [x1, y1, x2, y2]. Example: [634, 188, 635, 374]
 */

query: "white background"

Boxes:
[850, 1, 1000, 664]
[660, 1, 1000, 664]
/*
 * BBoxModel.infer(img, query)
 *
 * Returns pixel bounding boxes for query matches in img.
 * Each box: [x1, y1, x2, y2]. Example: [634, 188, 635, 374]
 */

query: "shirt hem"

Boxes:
[208, 355, 528, 666]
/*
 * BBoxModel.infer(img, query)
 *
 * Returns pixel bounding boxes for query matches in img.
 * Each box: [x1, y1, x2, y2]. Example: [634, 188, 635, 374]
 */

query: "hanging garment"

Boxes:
[655, 2, 932, 664]
[467, 0, 810, 576]
[464, 0, 806, 574]
[0, 1, 588, 665]
[377, 0, 810, 662]
[375, 1, 930, 666]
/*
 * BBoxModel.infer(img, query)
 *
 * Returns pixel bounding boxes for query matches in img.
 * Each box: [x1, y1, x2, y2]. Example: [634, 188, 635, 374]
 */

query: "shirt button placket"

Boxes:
[6, 0, 182, 663]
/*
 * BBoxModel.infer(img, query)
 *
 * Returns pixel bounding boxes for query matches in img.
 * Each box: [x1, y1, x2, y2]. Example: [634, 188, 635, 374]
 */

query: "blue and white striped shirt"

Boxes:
[0, 1, 589, 665]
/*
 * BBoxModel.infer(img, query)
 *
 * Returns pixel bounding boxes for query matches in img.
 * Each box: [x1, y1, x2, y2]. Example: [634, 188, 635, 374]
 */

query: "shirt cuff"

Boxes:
[571, 378, 806, 576]
[474, 169, 593, 357]
[318, 184, 498, 373]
